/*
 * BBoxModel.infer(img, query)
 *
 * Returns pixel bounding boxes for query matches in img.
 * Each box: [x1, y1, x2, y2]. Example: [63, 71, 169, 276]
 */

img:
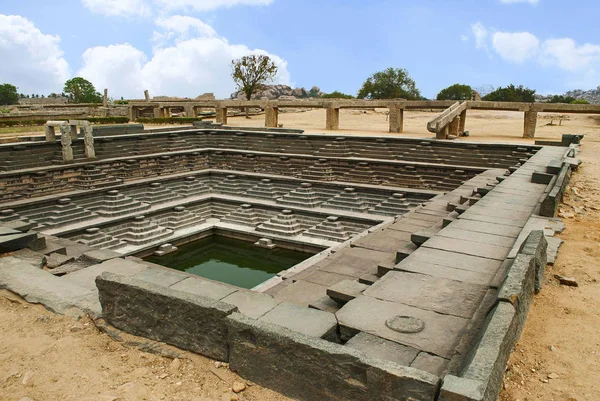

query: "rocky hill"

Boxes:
[536, 86, 600, 104]
[231, 85, 323, 100]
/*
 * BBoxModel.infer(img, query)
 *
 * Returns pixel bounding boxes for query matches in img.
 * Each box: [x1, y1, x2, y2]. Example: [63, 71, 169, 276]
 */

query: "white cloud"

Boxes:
[500, 0, 539, 4]
[0, 14, 70, 95]
[492, 32, 539, 63]
[77, 17, 290, 99]
[540, 38, 600, 72]
[81, 0, 150, 17]
[471, 22, 488, 50]
[82, 0, 273, 16]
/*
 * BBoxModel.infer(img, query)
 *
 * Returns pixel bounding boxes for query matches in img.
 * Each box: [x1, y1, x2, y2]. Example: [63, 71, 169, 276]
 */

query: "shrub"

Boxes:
[483, 84, 536, 102]
[436, 84, 473, 101]
[321, 91, 355, 99]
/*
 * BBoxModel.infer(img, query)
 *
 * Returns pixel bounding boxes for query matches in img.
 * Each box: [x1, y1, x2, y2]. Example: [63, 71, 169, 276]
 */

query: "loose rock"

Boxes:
[168, 358, 181, 373]
[555, 275, 579, 287]
[232, 381, 246, 393]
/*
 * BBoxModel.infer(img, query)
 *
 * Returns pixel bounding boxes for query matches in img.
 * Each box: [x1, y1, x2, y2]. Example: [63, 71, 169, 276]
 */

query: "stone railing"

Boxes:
[426, 101, 468, 139]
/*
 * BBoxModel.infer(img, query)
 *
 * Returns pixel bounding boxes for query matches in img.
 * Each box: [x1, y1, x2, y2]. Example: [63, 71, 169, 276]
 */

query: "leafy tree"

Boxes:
[0, 84, 19, 105]
[63, 77, 103, 103]
[231, 55, 278, 101]
[436, 84, 473, 101]
[548, 95, 576, 103]
[482, 84, 536, 102]
[570, 99, 589, 104]
[322, 91, 354, 99]
[357, 68, 421, 100]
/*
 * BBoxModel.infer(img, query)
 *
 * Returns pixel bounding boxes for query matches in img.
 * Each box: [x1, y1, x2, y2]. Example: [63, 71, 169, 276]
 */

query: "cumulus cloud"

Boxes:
[82, 0, 273, 16]
[0, 14, 70, 95]
[492, 32, 539, 63]
[472, 23, 600, 88]
[77, 16, 290, 99]
[81, 0, 150, 17]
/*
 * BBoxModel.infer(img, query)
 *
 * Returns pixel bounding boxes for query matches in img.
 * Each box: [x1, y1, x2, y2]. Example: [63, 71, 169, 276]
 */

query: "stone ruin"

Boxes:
[0, 124, 582, 401]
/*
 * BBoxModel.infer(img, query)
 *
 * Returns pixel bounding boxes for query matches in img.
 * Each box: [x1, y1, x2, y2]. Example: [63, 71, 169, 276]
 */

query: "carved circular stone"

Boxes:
[174, 206, 186, 212]
[150, 183, 161, 188]
[282, 210, 293, 215]
[86, 228, 100, 234]
[301, 183, 312, 188]
[327, 216, 338, 222]
[385, 316, 425, 334]
[135, 215, 146, 221]
[318, 159, 328, 163]
[226, 175, 236, 179]
[392, 193, 404, 199]
[107, 190, 119, 196]
[241, 204, 252, 209]
[261, 179, 271, 183]
[57, 198, 71, 205]
[358, 162, 369, 167]
[335, 137, 346, 141]
[0, 209, 15, 215]
[185, 176, 196, 181]
[344, 188, 355, 193]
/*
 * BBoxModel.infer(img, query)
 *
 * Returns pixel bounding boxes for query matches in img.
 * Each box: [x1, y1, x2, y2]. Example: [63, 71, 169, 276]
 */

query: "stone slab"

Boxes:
[0, 232, 36, 253]
[47, 253, 75, 269]
[458, 213, 527, 228]
[170, 276, 238, 300]
[422, 237, 510, 261]
[221, 289, 281, 319]
[227, 312, 440, 401]
[308, 296, 340, 313]
[259, 302, 338, 340]
[401, 248, 502, 274]
[61, 258, 149, 291]
[316, 247, 393, 278]
[448, 219, 522, 238]
[12, 248, 46, 269]
[96, 272, 236, 361]
[327, 279, 369, 303]
[78, 249, 122, 264]
[396, 259, 495, 287]
[410, 352, 449, 377]
[131, 267, 188, 287]
[345, 332, 419, 367]
[299, 270, 354, 287]
[351, 229, 412, 253]
[364, 271, 486, 319]
[436, 227, 516, 248]
[336, 295, 468, 358]
[271, 279, 328, 306]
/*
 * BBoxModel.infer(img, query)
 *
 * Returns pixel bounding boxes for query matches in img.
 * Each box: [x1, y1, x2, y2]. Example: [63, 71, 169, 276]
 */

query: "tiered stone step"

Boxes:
[213, 175, 246, 196]
[107, 216, 173, 246]
[369, 193, 415, 217]
[186, 203, 213, 220]
[316, 137, 352, 158]
[221, 204, 266, 227]
[302, 159, 335, 181]
[357, 138, 395, 159]
[244, 179, 283, 201]
[74, 165, 123, 190]
[344, 162, 380, 184]
[123, 182, 180, 205]
[322, 188, 369, 213]
[277, 183, 322, 208]
[304, 216, 351, 242]
[168, 176, 211, 197]
[270, 156, 298, 177]
[21, 198, 96, 230]
[150, 206, 200, 230]
[210, 202, 239, 219]
[25, 171, 68, 198]
[184, 152, 209, 171]
[256, 210, 304, 237]
[256, 134, 284, 153]
[75, 190, 150, 218]
[232, 153, 262, 173]
[165, 133, 194, 152]
[280, 136, 314, 155]
[0, 145, 60, 171]
[74, 227, 124, 249]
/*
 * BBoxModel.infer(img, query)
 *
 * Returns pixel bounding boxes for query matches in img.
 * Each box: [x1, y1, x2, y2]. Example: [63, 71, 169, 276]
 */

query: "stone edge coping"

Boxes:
[95, 271, 442, 401]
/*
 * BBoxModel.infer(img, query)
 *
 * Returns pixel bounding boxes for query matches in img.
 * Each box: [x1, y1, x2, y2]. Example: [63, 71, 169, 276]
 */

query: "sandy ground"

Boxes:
[0, 109, 599, 401]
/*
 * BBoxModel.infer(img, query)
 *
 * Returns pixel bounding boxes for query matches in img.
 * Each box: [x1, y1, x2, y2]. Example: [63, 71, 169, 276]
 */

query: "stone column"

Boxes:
[154, 107, 163, 118]
[129, 106, 137, 122]
[70, 125, 79, 140]
[325, 105, 340, 130]
[45, 125, 56, 142]
[265, 106, 279, 128]
[103, 89, 108, 107]
[184, 105, 195, 118]
[82, 123, 96, 159]
[60, 124, 74, 162]
[523, 111, 538, 138]
[388, 105, 404, 133]
[449, 116, 460, 137]
[436, 126, 449, 140]
[144, 90, 150, 102]
[459, 109, 467, 133]
[216, 107, 228, 124]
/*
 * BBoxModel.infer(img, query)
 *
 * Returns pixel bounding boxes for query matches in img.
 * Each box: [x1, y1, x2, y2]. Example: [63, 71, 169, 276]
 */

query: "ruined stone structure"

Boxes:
[0, 125, 581, 401]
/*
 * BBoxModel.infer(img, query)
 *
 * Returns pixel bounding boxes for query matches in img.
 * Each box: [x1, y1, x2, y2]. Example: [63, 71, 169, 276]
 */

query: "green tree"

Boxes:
[357, 68, 421, 100]
[436, 83, 473, 101]
[483, 84, 536, 102]
[570, 99, 589, 104]
[231, 55, 278, 101]
[0, 84, 19, 105]
[63, 77, 103, 103]
[322, 91, 354, 99]
[548, 95, 576, 103]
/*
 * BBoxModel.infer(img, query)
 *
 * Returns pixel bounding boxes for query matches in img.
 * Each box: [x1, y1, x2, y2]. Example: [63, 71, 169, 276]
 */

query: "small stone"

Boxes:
[548, 373, 560, 379]
[168, 358, 181, 373]
[231, 395, 239, 401]
[214, 361, 222, 368]
[554, 275, 579, 287]
[158, 373, 168, 379]
[22, 371, 33, 385]
[541, 378, 549, 383]
[232, 381, 246, 393]
[69, 325, 83, 333]
[550, 345, 556, 351]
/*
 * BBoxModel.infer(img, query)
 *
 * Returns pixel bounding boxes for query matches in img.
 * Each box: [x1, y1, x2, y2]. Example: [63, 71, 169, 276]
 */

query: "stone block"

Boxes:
[0, 232, 37, 254]
[518, 230, 547, 293]
[497, 254, 535, 338]
[358, 273, 379, 285]
[546, 159, 563, 174]
[62, 258, 149, 291]
[46, 253, 75, 269]
[271, 279, 328, 306]
[227, 312, 440, 401]
[396, 242, 418, 263]
[532, 171, 553, 185]
[345, 332, 419, 367]
[96, 272, 237, 361]
[309, 296, 340, 313]
[327, 279, 369, 304]
[436, 227, 516, 248]
[11, 249, 46, 269]
[259, 302, 338, 341]
[410, 352, 448, 377]
[221, 290, 281, 319]
[78, 249, 122, 264]
[170, 276, 238, 300]
[131, 267, 188, 287]
[422, 237, 510, 261]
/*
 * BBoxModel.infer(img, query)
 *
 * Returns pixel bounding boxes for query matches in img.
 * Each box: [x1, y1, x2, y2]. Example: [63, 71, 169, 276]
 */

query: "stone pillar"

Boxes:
[60, 124, 74, 162]
[523, 111, 538, 138]
[459, 109, 467, 133]
[449, 116, 460, 137]
[103, 89, 108, 107]
[265, 106, 279, 128]
[154, 107, 163, 118]
[325, 106, 340, 130]
[82, 124, 95, 159]
[436, 126, 449, 140]
[186, 105, 197, 118]
[70, 125, 78, 140]
[45, 125, 56, 142]
[144, 90, 150, 102]
[129, 106, 137, 122]
[388, 105, 404, 133]
[216, 107, 228, 124]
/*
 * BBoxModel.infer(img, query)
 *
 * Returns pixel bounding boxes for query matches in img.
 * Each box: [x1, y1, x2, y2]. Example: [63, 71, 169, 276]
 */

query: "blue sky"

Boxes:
[1, 0, 599, 99]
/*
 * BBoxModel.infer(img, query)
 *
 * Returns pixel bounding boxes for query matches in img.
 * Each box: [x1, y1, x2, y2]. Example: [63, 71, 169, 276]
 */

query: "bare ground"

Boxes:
[0, 109, 599, 401]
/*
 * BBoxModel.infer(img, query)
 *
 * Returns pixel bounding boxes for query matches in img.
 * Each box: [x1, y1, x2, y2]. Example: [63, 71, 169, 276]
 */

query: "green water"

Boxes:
[145, 236, 313, 289]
